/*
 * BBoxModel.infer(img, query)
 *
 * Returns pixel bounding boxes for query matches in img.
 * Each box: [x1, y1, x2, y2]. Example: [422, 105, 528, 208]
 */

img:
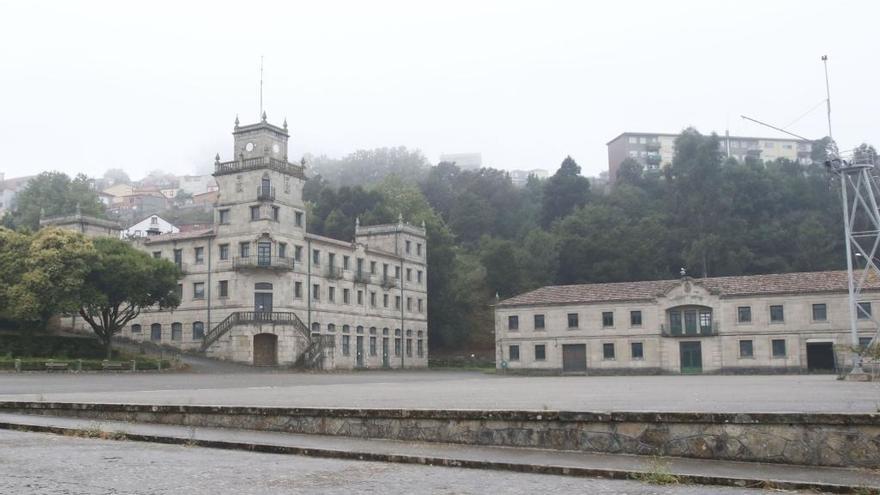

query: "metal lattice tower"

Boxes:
[826, 141, 880, 373]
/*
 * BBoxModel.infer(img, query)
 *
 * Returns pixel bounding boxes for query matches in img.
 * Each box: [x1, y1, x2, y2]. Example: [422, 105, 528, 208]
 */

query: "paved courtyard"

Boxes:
[0, 429, 804, 495]
[0, 371, 878, 412]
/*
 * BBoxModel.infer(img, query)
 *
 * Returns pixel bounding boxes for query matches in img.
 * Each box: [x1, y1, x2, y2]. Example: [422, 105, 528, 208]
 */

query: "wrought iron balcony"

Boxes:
[354, 271, 371, 284]
[380, 275, 398, 290]
[232, 256, 294, 271]
[257, 186, 275, 201]
[645, 153, 662, 165]
[661, 321, 719, 337]
[325, 266, 343, 280]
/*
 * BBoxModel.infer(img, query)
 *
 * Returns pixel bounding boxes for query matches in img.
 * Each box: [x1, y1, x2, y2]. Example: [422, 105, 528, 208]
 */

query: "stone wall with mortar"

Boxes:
[2, 402, 877, 468]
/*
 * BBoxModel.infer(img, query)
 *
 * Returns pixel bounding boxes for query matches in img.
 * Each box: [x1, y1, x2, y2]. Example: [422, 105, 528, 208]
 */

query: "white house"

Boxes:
[123, 214, 179, 239]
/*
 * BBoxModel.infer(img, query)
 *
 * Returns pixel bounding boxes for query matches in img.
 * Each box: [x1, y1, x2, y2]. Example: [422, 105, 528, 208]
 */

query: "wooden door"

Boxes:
[562, 344, 587, 372]
[253, 333, 278, 366]
[679, 341, 702, 374]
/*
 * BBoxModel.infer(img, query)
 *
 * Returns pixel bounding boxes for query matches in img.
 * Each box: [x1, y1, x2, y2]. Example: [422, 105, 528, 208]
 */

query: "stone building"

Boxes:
[494, 271, 877, 374]
[67, 114, 429, 369]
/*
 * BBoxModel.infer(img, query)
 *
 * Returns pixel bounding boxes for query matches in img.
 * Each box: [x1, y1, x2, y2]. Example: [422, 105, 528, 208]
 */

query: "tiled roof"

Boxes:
[496, 271, 880, 307]
[143, 228, 214, 244]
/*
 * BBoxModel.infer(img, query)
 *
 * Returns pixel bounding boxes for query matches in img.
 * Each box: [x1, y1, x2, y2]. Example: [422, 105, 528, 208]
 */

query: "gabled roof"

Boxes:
[496, 271, 880, 308]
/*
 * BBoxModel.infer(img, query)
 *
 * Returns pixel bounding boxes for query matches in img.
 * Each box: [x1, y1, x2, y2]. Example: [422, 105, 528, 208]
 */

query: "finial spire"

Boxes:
[283, 117, 288, 130]
[215, 153, 221, 165]
[421, 219, 426, 230]
[261, 110, 267, 123]
[234, 114, 240, 128]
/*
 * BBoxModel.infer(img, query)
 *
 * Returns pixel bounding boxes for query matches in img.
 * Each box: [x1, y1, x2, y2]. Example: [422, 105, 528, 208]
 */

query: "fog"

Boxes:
[1, 0, 878, 180]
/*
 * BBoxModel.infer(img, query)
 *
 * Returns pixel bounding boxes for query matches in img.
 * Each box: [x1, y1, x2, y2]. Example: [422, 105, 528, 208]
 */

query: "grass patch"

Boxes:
[630, 458, 682, 485]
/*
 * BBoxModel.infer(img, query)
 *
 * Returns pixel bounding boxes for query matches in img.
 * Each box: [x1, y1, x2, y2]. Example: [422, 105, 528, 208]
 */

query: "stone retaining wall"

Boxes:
[2, 402, 878, 468]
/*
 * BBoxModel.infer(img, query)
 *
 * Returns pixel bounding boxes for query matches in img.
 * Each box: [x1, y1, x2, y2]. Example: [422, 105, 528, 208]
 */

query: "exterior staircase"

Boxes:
[201, 311, 327, 369]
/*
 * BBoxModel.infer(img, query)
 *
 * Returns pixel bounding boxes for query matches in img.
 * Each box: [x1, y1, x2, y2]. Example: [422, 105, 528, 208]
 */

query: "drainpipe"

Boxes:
[397, 227, 405, 369]
[307, 237, 312, 334]
[207, 235, 213, 342]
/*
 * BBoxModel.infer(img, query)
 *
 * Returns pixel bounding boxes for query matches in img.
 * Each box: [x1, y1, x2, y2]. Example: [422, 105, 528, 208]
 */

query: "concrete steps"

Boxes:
[0, 412, 877, 493]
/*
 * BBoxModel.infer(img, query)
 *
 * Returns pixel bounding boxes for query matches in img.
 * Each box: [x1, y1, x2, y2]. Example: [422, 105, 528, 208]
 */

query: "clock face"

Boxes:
[245, 142, 255, 152]
[272, 144, 280, 154]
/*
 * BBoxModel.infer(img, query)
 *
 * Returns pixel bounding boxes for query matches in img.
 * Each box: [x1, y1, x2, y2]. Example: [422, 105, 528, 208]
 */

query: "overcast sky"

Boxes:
[1, 0, 878, 181]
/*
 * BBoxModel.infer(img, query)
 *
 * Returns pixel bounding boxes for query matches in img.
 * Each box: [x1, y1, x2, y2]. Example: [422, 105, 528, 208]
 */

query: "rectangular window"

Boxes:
[406, 297, 412, 311]
[603, 343, 615, 360]
[770, 305, 784, 323]
[250, 205, 260, 221]
[192, 322, 205, 340]
[171, 323, 182, 341]
[630, 310, 642, 327]
[406, 268, 412, 281]
[858, 302, 872, 320]
[294, 245, 303, 262]
[328, 253, 336, 268]
[406, 240, 411, 253]
[534, 344, 546, 361]
[176, 284, 183, 300]
[737, 306, 751, 323]
[859, 337, 873, 349]
[370, 336, 377, 356]
[239, 242, 250, 258]
[152, 251, 161, 259]
[295, 211, 303, 227]
[567, 313, 579, 328]
[342, 335, 350, 356]
[417, 298, 423, 312]
[173, 249, 182, 268]
[739, 340, 754, 358]
[417, 243, 422, 256]
[194, 247, 204, 264]
[772, 339, 786, 357]
[417, 270, 423, 284]
[669, 311, 682, 334]
[812, 303, 827, 322]
[356, 258, 364, 273]
[343, 255, 350, 270]
[417, 339, 424, 357]
[508, 315, 519, 330]
[294, 281, 302, 299]
[219, 280, 228, 298]
[343, 288, 350, 304]
[534, 314, 545, 330]
[631, 342, 644, 360]
[272, 206, 280, 221]
[278, 242, 287, 258]
[219, 209, 230, 224]
[193, 282, 205, 300]
[383, 294, 389, 308]
[312, 249, 320, 265]
[370, 261, 377, 274]
[509, 345, 520, 361]
[394, 337, 401, 356]
[312, 284, 320, 301]
[406, 338, 412, 357]
[219, 244, 229, 261]
[357, 290, 363, 305]
[602, 311, 614, 327]
[395, 266, 401, 278]
[328, 286, 335, 303]
[370, 291, 377, 307]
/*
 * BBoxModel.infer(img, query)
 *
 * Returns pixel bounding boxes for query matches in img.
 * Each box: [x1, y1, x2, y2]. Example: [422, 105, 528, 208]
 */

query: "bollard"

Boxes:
[131, 360, 136, 372]
[77, 359, 82, 372]
[14, 358, 20, 373]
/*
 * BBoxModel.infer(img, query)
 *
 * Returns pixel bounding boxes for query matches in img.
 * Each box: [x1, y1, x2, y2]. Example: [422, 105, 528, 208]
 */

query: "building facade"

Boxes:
[66, 115, 429, 369]
[495, 272, 877, 374]
[123, 214, 179, 239]
[606, 132, 813, 183]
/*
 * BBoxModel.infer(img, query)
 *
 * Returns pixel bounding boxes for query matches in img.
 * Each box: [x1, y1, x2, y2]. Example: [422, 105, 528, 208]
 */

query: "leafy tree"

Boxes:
[309, 147, 430, 188]
[0, 228, 96, 330]
[811, 136, 833, 164]
[615, 158, 644, 186]
[102, 168, 131, 185]
[77, 238, 181, 358]
[10, 172, 105, 231]
[541, 156, 590, 227]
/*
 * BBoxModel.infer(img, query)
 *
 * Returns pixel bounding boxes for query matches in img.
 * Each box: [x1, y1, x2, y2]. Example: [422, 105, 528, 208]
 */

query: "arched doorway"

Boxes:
[253, 333, 278, 366]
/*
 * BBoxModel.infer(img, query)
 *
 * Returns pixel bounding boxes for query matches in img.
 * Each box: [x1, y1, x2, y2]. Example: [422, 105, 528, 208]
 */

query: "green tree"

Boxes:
[77, 237, 181, 358]
[10, 172, 105, 231]
[541, 156, 590, 227]
[615, 158, 644, 186]
[309, 147, 430, 187]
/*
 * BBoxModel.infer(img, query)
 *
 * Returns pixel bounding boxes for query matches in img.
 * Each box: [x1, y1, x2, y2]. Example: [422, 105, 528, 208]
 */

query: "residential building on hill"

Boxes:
[123, 214, 179, 239]
[606, 132, 813, 183]
[495, 271, 876, 375]
[63, 114, 429, 369]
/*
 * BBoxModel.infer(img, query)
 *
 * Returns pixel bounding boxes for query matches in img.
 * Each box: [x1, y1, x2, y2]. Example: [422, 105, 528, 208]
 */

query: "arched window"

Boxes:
[666, 305, 714, 336]
[406, 329, 413, 337]
[394, 328, 401, 336]
[171, 322, 182, 341]
[382, 327, 389, 336]
[311, 322, 320, 333]
[131, 324, 142, 334]
[192, 321, 205, 340]
[356, 325, 364, 334]
[369, 327, 377, 335]
[327, 323, 336, 332]
[417, 330, 423, 338]
[255, 282, 273, 290]
[150, 323, 162, 341]
[342, 325, 350, 333]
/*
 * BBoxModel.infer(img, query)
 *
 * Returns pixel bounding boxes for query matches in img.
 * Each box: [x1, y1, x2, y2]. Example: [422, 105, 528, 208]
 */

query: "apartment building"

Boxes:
[606, 132, 813, 183]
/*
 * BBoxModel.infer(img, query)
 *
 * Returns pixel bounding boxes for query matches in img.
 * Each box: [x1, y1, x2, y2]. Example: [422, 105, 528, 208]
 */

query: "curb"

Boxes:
[0, 420, 869, 494]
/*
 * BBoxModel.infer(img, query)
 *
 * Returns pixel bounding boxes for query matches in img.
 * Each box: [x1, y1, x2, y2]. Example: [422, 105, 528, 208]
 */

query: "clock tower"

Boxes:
[232, 111, 289, 161]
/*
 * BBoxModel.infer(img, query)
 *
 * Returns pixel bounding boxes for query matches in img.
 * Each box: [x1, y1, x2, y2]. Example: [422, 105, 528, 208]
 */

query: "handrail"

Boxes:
[325, 266, 343, 280]
[214, 156, 306, 179]
[353, 271, 371, 284]
[200, 312, 239, 351]
[257, 185, 276, 201]
[232, 256, 294, 270]
[660, 321, 720, 337]
[380, 275, 398, 289]
[201, 311, 312, 353]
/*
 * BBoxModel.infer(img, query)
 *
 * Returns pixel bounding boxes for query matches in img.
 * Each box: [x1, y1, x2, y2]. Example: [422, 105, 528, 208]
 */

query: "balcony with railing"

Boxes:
[354, 271, 371, 284]
[661, 321, 719, 337]
[380, 275, 398, 290]
[214, 155, 307, 179]
[325, 265, 343, 280]
[232, 256, 294, 271]
[645, 141, 662, 152]
[257, 185, 276, 201]
[645, 153, 662, 166]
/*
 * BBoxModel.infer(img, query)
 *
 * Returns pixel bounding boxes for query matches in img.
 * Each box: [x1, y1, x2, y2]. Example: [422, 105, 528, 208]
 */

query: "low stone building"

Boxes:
[494, 272, 878, 374]
[66, 114, 429, 369]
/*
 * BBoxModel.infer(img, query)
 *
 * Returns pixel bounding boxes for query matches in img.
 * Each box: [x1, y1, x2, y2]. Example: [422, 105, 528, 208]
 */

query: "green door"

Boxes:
[679, 341, 702, 374]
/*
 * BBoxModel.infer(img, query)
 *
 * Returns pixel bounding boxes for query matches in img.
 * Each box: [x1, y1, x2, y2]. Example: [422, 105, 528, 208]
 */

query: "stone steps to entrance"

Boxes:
[0, 412, 877, 493]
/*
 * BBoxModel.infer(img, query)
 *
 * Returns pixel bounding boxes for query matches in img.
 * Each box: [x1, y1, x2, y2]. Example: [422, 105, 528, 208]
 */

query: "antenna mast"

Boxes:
[260, 55, 264, 118]
[822, 55, 832, 140]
